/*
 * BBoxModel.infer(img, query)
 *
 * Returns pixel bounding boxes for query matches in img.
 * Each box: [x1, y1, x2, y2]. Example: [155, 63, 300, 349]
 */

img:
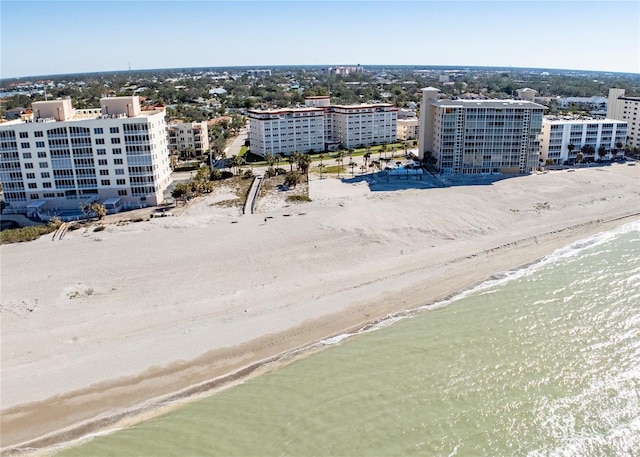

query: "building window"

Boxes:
[35, 131, 44, 137]
[117, 189, 128, 196]
[41, 172, 50, 178]
[115, 169, 124, 175]
[26, 172, 36, 179]
[39, 162, 48, 168]
[28, 182, 37, 189]
[96, 138, 105, 145]
[116, 179, 126, 185]
[43, 182, 52, 188]
[113, 148, 122, 154]
[97, 148, 106, 155]
[99, 169, 109, 175]
[19, 132, 29, 138]
[101, 179, 111, 186]
[111, 137, 121, 144]
[36, 141, 45, 148]
[94, 128, 103, 134]
[23, 152, 32, 159]
[24, 162, 34, 169]
[37, 151, 47, 158]
[44, 192, 55, 197]
[30, 194, 40, 199]
[114, 158, 123, 165]
[110, 127, 119, 134]
[98, 159, 108, 166]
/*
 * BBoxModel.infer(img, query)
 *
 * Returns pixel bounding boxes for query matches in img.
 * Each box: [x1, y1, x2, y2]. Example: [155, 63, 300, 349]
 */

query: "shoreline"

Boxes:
[2, 165, 639, 454]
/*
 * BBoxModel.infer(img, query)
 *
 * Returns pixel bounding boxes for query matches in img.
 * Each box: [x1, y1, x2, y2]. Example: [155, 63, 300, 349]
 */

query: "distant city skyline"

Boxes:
[1, 1, 639, 79]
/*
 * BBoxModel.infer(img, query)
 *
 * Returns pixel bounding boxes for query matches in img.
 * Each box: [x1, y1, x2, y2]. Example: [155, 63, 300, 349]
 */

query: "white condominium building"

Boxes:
[248, 98, 397, 156]
[326, 103, 397, 149]
[167, 121, 209, 157]
[247, 107, 326, 157]
[419, 87, 545, 175]
[0, 96, 172, 214]
[539, 117, 627, 164]
[607, 88, 639, 149]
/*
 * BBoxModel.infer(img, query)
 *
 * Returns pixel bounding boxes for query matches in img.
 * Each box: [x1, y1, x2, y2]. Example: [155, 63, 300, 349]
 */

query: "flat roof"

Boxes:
[432, 99, 546, 109]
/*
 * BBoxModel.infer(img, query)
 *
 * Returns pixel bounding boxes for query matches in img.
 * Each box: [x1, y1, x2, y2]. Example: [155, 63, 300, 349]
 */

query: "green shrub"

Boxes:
[286, 195, 312, 203]
[0, 221, 62, 244]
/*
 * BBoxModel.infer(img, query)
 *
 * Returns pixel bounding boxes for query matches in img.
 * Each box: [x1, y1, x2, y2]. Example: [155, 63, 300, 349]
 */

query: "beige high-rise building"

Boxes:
[419, 87, 545, 174]
[397, 118, 419, 141]
[606, 88, 639, 149]
[0, 96, 172, 216]
[167, 121, 209, 157]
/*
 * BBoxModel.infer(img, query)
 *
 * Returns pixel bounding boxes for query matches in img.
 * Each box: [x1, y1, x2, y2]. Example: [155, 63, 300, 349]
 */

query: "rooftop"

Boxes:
[432, 99, 546, 109]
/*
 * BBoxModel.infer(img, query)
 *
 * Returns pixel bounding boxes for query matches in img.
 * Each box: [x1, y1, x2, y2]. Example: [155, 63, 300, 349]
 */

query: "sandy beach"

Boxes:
[1, 163, 639, 453]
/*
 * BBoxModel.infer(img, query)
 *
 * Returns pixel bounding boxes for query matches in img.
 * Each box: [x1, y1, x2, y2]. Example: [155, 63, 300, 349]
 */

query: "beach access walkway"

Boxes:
[243, 174, 264, 215]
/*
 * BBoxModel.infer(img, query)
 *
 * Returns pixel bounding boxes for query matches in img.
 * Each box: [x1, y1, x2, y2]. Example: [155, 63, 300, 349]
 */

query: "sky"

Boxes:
[1, 0, 639, 79]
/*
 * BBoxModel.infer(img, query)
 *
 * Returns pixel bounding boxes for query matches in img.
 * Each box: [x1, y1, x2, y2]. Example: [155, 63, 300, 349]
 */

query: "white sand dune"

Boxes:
[1, 163, 639, 451]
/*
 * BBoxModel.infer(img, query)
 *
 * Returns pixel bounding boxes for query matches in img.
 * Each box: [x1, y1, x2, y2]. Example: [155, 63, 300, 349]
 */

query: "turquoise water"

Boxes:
[59, 223, 640, 456]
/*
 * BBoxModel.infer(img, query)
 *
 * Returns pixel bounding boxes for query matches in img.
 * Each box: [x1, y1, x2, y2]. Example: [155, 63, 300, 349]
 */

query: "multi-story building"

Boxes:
[247, 107, 326, 157]
[0, 96, 172, 215]
[248, 98, 398, 156]
[607, 88, 639, 149]
[539, 117, 627, 164]
[167, 121, 209, 158]
[419, 87, 545, 175]
[326, 103, 397, 149]
[396, 118, 419, 141]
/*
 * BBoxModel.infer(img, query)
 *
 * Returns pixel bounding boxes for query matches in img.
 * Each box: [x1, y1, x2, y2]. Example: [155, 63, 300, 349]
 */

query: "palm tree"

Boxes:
[597, 146, 607, 162]
[363, 151, 371, 169]
[380, 143, 388, 160]
[319, 153, 325, 166]
[349, 160, 356, 177]
[576, 152, 584, 167]
[567, 143, 576, 159]
[275, 153, 282, 170]
[335, 151, 345, 177]
[299, 154, 312, 182]
[287, 153, 296, 172]
[229, 155, 241, 175]
[265, 153, 275, 168]
[317, 163, 325, 179]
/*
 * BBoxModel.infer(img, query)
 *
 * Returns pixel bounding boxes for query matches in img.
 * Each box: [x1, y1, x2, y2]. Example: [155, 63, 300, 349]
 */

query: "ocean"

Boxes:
[57, 222, 640, 456]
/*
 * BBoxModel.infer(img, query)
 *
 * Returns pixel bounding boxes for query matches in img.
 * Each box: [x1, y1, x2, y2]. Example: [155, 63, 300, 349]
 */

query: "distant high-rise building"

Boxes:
[0, 96, 172, 216]
[606, 88, 639, 149]
[419, 87, 545, 175]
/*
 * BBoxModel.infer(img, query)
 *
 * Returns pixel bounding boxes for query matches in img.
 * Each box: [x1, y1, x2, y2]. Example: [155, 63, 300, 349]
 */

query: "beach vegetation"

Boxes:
[0, 219, 62, 244]
[286, 194, 312, 202]
[284, 171, 302, 188]
[80, 202, 107, 220]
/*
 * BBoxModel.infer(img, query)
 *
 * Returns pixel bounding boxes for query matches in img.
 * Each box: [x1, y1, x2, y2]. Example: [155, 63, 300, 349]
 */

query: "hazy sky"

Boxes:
[1, 0, 639, 78]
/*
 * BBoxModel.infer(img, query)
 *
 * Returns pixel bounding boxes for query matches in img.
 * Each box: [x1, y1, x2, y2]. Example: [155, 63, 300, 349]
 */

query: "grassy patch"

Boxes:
[0, 220, 62, 244]
[286, 195, 312, 202]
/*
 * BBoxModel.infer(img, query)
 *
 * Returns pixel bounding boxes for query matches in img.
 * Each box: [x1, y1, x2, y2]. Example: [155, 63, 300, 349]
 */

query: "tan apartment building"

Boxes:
[167, 121, 209, 158]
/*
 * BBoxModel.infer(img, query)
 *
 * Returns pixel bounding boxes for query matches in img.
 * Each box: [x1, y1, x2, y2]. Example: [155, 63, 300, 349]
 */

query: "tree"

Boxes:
[335, 151, 345, 177]
[265, 153, 275, 169]
[284, 171, 302, 188]
[567, 143, 576, 157]
[576, 151, 584, 166]
[363, 151, 371, 169]
[581, 144, 595, 161]
[298, 154, 312, 182]
[287, 153, 296, 172]
[349, 160, 356, 177]
[80, 202, 107, 220]
[317, 163, 325, 179]
[229, 155, 242, 175]
[379, 143, 388, 160]
[597, 146, 607, 161]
